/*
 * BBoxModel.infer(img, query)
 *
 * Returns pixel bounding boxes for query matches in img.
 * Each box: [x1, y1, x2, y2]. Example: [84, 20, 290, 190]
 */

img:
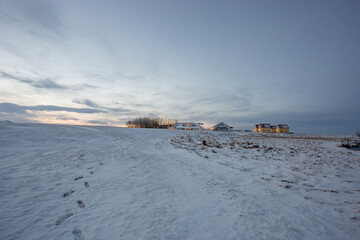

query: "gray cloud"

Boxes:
[197, 93, 252, 112]
[0, 71, 67, 89]
[73, 99, 99, 108]
[106, 107, 133, 113]
[0, 102, 106, 114]
[20, 0, 64, 33]
[31, 79, 66, 89]
[0, 71, 98, 91]
[30, 105, 106, 114]
[156, 86, 253, 116]
[85, 72, 147, 84]
[87, 120, 107, 125]
[0, 0, 65, 35]
[73, 98, 133, 113]
[0, 1, 358, 136]
[0, 103, 27, 114]
[0, 112, 39, 123]
[56, 116, 78, 121]
[80, 84, 98, 89]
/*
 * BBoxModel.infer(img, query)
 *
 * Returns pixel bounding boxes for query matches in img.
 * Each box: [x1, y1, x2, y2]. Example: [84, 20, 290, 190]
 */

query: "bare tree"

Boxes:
[126, 117, 177, 128]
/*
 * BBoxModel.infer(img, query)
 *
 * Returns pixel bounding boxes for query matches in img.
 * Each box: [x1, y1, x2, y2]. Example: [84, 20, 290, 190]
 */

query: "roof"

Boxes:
[277, 124, 289, 129]
[213, 122, 232, 128]
[260, 123, 271, 128]
[176, 122, 202, 126]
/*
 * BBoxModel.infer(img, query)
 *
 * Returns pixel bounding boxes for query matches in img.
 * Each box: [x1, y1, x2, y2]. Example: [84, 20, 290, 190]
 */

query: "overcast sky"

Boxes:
[0, 0, 359, 134]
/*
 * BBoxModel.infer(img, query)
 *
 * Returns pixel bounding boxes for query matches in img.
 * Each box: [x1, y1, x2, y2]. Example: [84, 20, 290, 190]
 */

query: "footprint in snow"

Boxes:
[72, 226, 85, 240]
[77, 200, 85, 208]
[74, 176, 83, 181]
[55, 213, 73, 225]
[63, 190, 75, 198]
[84, 181, 90, 188]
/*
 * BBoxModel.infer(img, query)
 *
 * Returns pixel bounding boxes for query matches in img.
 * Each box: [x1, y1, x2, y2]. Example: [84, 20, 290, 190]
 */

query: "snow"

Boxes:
[0, 122, 359, 239]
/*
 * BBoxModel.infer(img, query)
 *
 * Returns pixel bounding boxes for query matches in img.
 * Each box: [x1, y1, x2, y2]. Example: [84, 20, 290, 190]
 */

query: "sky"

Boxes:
[0, 0, 359, 134]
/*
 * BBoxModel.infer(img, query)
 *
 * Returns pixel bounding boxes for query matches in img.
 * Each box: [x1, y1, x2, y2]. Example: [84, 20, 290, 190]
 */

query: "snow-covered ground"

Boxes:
[0, 122, 359, 240]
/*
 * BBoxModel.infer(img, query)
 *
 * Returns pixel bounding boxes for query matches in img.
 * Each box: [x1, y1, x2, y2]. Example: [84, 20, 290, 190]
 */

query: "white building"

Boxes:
[211, 122, 233, 132]
[168, 122, 203, 130]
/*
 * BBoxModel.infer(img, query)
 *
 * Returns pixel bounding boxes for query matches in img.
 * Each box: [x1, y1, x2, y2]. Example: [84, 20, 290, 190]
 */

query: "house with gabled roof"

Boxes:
[259, 123, 272, 133]
[276, 124, 290, 133]
[254, 123, 290, 133]
[270, 125, 277, 133]
[211, 122, 233, 132]
[169, 122, 203, 130]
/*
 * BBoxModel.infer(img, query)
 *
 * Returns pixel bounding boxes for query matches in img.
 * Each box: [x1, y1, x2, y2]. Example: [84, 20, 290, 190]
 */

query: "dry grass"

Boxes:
[246, 134, 340, 142]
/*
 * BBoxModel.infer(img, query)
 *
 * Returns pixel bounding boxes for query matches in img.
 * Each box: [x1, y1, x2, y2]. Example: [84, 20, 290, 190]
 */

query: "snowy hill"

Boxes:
[0, 123, 359, 239]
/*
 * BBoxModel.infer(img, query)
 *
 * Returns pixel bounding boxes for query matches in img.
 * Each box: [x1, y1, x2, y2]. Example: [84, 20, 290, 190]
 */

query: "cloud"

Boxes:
[79, 84, 98, 89]
[20, 0, 64, 33]
[87, 120, 107, 125]
[0, 112, 39, 123]
[73, 99, 99, 108]
[30, 105, 106, 114]
[0, 102, 106, 114]
[106, 107, 133, 113]
[0, 0, 65, 35]
[155, 86, 253, 118]
[197, 93, 252, 111]
[131, 103, 155, 108]
[0, 102, 27, 114]
[56, 116, 78, 121]
[0, 71, 67, 89]
[31, 79, 66, 89]
[0, 71, 98, 91]
[73, 98, 133, 113]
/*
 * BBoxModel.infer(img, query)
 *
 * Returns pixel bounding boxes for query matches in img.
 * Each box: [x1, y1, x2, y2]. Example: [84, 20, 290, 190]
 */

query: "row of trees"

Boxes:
[126, 117, 178, 128]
